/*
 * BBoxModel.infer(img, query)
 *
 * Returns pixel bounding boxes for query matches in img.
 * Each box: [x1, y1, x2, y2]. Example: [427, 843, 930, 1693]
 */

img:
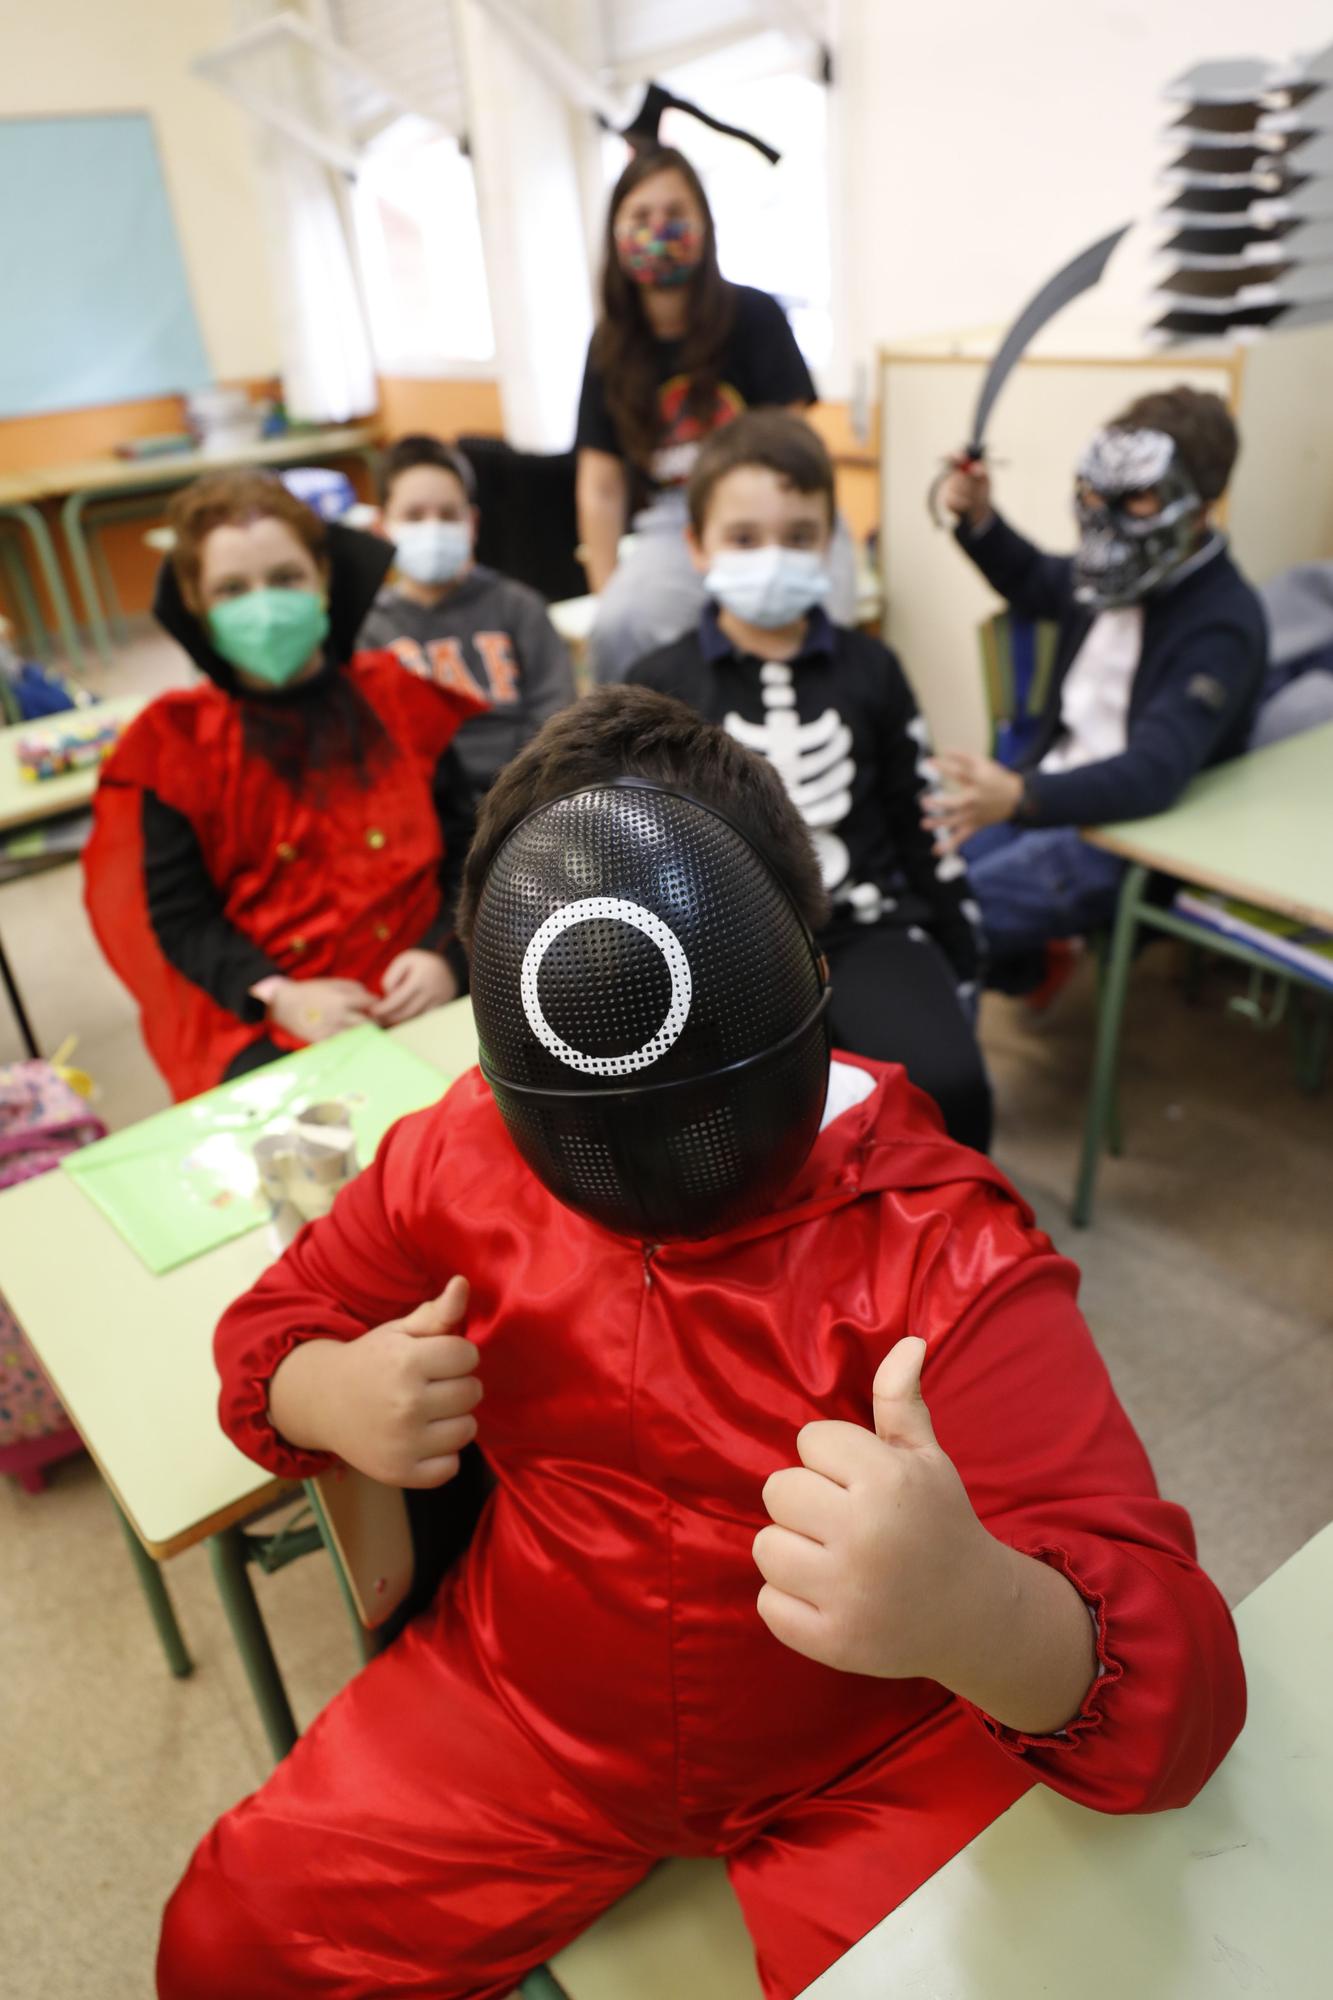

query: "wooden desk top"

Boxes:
[0, 695, 145, 835]
[1086, 722, 1333, 932]
[6, 425, 380, 505]
[804, 1520, 1333, 2000]
[0, 1004, 479, 1556]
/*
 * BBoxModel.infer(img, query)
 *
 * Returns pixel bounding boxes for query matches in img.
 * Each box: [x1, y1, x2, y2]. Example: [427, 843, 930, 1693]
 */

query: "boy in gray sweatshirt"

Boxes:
[360, 435, 576, 793]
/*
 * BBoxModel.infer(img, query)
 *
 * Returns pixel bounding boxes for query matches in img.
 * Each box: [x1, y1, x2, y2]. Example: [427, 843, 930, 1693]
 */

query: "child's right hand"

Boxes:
[251, 975, 376, 1044]
[269, 1277, 482, 1487]
[938, 461, 993, 529]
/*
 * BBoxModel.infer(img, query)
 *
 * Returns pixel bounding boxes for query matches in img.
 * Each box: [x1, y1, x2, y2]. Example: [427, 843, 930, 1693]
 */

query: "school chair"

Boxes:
[977, 610, 1060, 770]
[305, 1463, 764, 2000]
[458, 436, 586, 605]
[0, 525, 56, 662]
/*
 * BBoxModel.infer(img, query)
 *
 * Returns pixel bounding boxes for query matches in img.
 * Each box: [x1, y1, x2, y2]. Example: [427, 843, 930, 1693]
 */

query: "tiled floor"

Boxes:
[2, 627, 1330, 1998]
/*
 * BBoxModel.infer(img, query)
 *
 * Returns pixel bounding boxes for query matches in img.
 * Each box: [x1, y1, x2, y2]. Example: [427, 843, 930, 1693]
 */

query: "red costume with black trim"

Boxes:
[158, 1057, 1246, 2000]
[84, 656, 480, 1099]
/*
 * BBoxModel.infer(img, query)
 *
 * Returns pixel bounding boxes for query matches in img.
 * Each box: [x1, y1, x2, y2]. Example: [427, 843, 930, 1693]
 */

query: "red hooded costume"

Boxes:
[159, 1056, 1246, 2000]
[84, 525, 483, 1100]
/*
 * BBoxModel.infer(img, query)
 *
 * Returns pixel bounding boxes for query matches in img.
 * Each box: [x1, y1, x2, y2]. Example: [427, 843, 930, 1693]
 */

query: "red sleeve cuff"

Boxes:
[962, 1542, 1121, 1757]
[221, 1320, 339, 1481]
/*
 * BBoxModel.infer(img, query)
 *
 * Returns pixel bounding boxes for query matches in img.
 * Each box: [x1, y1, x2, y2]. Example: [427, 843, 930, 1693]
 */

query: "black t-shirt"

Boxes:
[575, 283, 816, 502]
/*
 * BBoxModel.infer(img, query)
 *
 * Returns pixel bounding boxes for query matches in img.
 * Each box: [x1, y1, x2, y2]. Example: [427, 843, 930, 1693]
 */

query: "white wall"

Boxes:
[835, 0, 1333, 368]
[1, 2, 279, 385]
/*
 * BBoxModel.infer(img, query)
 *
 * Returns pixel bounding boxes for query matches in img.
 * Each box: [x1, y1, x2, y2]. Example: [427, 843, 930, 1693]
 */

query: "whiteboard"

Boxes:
[0, 112, 211, 417]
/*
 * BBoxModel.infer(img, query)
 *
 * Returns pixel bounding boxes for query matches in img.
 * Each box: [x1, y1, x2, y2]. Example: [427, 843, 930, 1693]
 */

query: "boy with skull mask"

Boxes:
[159, 688, 1244, 2000]
[927, 387, 1266, 986]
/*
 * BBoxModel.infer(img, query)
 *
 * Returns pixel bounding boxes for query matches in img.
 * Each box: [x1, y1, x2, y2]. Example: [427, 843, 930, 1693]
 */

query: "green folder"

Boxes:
[63, 1025, 452, 1274]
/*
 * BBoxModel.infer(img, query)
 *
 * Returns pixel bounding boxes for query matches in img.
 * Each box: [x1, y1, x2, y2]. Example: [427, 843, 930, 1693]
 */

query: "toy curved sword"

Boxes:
[928, 223, 1131, 522]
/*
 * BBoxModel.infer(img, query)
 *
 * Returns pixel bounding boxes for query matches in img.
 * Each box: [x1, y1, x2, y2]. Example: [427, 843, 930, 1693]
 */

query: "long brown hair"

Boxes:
[590, 147, 736, 473]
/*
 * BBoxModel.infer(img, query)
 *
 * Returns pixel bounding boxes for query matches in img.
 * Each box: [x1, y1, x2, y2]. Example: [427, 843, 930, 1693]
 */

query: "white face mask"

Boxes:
[704, 546, 831, 629]
[392, 518, 473, 587]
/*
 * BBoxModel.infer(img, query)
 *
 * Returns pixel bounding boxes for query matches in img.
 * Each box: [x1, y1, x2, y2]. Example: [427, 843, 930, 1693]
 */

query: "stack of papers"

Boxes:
[1175, 889, 1333, 989]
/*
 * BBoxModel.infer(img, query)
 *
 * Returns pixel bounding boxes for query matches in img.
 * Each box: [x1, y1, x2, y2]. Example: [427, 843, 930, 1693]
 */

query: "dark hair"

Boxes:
[380, 434, 477, 506]
[1110, 386, 1239, 504]
[169, 469, 327, 613]
[687, 410, 835, 534]
[590, 147, 736, 474]
[458, 686, 829, 947]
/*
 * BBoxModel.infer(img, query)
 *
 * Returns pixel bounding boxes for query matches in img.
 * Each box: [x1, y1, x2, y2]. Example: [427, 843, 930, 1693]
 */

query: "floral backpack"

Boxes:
[0, 1057, 106, 1492]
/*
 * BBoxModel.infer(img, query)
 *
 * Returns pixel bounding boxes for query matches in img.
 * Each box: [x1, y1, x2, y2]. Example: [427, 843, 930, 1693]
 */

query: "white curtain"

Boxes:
[453, 0, 596, 451]
[231, 0, 377, 422]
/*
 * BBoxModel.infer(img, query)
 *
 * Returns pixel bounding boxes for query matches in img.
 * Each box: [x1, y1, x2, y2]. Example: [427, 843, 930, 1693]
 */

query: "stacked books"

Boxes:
[1176, 889, 1333, 989]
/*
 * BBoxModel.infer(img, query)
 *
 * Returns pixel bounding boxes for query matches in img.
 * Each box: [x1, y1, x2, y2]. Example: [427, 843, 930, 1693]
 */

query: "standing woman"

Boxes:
[576, 146, 856, 683]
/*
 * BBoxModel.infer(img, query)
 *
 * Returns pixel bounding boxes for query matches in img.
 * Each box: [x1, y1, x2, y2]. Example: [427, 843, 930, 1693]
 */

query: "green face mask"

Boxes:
[207, 588, 329, 687]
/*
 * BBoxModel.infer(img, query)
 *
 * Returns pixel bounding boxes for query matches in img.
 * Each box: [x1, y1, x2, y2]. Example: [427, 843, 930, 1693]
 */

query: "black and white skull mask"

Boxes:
[1072, 426, 1202, 609]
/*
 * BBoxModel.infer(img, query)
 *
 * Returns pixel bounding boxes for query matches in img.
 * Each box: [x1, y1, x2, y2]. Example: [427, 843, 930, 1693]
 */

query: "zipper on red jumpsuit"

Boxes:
[642, 1243, 657, 1289]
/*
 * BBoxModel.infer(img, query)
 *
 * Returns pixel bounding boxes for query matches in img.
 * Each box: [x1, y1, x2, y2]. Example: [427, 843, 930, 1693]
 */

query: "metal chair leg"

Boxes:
[1090, 930, 1123, 1158]
[0, 926, 40, 1058]
[59, 490, 115, 670]
[1074, 866, 1147, 1226]
[1291, 995, 1333, 1095]
[112, 1496, 193, 1678]
[88, 524, 130, 647]
[208, 1524, 299, 1761]
[1, 535, 52, 659]
[0, 503, 86, 674]
[519, 1969, 571, 1998]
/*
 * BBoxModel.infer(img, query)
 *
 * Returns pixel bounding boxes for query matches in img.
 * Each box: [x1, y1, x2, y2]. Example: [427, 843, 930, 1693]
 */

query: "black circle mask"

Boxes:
[470, 780, 831, 1241]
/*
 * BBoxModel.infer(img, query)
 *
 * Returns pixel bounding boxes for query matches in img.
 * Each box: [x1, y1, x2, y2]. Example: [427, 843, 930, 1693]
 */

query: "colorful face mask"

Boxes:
[207, 587, 329, 687]
[705, 547, 832, 629]
[392, 519, 473, 587]
[615, 216, 704, 289]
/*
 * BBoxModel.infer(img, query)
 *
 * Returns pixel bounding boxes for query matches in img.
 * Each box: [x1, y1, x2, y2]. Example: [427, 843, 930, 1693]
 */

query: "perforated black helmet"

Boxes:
[470, 778, 831, 1241]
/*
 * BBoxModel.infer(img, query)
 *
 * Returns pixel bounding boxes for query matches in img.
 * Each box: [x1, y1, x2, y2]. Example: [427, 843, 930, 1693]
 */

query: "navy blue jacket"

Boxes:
[957, 513, 1268, 826]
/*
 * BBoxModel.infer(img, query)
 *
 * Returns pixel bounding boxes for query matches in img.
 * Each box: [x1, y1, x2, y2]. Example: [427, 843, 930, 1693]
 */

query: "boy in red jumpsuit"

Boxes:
[159, 688, 1245, 2000]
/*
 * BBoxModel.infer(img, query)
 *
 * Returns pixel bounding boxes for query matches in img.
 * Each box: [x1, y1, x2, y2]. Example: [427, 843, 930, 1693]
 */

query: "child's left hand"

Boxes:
[753, 1337, 1006, 1683]
[371, 950, 459, 1026]
[921, 751, 1024, 851]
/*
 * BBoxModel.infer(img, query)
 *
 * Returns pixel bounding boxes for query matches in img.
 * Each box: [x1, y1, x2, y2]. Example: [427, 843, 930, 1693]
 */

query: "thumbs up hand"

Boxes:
[268, 1276, 483, 1490]
[754, 1337, 1000, 1682]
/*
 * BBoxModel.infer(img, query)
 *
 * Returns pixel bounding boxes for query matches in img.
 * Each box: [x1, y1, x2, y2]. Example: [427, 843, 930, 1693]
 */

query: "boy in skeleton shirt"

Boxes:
[631, 411, 991, 1152]
[929, 387, 1266, 989]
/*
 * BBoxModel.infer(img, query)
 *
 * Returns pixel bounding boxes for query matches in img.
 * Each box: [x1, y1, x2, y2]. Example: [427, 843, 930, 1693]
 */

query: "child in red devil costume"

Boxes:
[84, 471, 483, 1100]
[158, 689, 1245, 2000]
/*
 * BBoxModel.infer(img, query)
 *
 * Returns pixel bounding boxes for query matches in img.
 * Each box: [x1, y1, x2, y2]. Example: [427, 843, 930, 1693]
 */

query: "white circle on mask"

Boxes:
[520, 897, 693, 1076]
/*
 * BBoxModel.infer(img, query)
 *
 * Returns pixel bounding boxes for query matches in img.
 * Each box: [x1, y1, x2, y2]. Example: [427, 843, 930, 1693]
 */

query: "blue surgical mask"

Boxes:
[704, 547, 831, 629]
[393, 519, 473, 587]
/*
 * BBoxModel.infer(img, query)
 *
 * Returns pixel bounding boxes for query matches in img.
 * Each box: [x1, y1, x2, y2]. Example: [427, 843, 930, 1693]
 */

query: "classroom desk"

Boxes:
[4, 427, 380, 675]
[0, 1002, 478, 1754]
[28, 424, 381, 672]
[803, 1519, 1333, 2000]
[0, 693, 145, 1054]
[1073, 721, 1333, 1226]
